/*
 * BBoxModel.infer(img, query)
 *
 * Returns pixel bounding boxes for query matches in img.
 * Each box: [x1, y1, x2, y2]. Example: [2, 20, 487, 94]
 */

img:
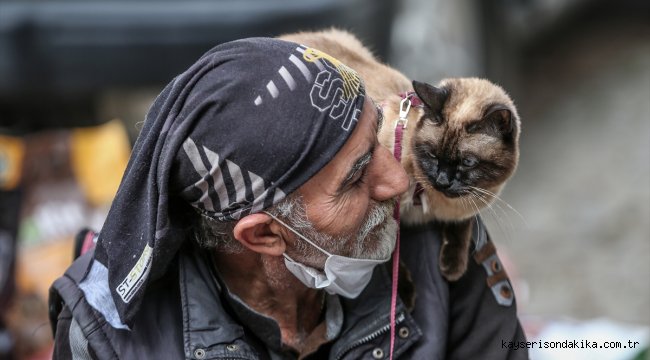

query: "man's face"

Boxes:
[286, 98, 410, 266]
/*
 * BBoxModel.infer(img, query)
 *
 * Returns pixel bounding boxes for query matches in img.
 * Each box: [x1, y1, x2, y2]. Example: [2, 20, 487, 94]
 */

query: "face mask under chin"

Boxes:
[264, 211, 394, 298]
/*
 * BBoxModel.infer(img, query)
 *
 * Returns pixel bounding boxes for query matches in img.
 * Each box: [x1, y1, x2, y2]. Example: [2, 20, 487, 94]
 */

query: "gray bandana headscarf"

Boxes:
[93, 38, 366, 327]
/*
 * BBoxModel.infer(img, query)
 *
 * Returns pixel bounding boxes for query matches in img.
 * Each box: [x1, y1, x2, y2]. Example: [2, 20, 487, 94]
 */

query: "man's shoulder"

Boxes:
[49, 250, 185, 359]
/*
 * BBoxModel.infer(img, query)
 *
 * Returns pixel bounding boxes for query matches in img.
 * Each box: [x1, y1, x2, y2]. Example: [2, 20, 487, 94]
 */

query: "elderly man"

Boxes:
[50, 38, 528, 359]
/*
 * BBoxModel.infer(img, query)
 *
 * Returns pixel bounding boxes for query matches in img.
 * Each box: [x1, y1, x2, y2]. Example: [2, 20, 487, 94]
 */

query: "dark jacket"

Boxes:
[49, 220, 529, 359]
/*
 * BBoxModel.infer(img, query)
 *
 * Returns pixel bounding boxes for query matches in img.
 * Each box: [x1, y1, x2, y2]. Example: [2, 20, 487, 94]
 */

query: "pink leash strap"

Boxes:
[389, 122, 404, 360]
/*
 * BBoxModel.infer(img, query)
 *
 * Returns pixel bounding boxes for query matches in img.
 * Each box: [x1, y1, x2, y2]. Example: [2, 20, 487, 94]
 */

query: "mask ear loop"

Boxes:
[263, 211, 333, 257]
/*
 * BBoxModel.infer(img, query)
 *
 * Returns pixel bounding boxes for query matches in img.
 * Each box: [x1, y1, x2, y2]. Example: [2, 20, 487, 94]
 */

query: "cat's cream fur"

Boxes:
[280, 29, 520, 280]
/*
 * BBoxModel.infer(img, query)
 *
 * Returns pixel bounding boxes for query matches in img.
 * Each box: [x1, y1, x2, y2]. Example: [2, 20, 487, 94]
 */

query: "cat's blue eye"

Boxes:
[462, 157, 478, 167]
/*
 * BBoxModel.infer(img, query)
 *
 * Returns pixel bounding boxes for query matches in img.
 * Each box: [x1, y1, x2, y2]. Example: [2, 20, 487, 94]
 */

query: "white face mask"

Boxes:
[264, 212, 391, 298]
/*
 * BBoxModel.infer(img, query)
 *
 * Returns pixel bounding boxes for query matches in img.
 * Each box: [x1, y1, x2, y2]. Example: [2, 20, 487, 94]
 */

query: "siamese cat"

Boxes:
[280, 29, 520, 281]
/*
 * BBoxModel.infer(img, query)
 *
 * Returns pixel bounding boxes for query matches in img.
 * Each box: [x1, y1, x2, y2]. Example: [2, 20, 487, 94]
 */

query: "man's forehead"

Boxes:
[368, 97, 383, 127]
[366, 98, 381, 127]
[299, 98, 376, 191]
[348, 99, 378, 142]
[332, 99, 379, 189]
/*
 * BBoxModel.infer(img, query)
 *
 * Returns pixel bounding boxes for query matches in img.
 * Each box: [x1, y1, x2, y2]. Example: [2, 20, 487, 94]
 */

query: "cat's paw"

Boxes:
[439, 259, 467, 282]
[439, 242, 469, 281]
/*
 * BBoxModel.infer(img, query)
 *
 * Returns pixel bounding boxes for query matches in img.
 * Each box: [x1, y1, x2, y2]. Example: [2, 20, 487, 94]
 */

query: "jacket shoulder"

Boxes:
[49, 251, 120, 359]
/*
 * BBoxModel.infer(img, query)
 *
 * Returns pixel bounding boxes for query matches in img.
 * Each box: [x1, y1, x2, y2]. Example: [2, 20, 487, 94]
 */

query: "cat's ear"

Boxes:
[467, 105, 516, 139]
[412, 80, 448, 113]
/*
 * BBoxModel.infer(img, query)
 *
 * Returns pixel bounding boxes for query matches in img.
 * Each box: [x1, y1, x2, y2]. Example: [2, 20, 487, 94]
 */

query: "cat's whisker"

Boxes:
[468, 186, 528, 227]
[468, 186, 523, 220]
[477, 191, 513, 238]
[463, 193, 476, 213]
[465, 190, 486, 219]
[466, 191, 511, 247]
[469, 189, 512, 229]
[467, 189, 507, 238]
[458, 190, 473, 211]
[464, 195, 482, 237]
[465, 192, 482, 221]
[468, 189, 516, 245]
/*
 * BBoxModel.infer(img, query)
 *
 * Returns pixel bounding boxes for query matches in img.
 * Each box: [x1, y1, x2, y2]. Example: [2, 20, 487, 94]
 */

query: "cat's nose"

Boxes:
[435, 172, 451, 188]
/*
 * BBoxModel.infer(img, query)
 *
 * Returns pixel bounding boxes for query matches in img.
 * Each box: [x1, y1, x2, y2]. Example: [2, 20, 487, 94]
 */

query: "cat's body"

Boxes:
[280, 29, 520, 281]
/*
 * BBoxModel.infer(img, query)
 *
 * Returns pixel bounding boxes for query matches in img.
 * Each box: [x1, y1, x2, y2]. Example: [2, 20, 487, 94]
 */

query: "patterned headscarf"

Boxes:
[93, 38, 366, 327]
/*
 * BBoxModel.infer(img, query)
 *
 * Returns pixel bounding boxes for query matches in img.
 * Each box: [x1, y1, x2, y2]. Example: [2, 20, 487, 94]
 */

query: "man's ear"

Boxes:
[233, 213, 286, 256]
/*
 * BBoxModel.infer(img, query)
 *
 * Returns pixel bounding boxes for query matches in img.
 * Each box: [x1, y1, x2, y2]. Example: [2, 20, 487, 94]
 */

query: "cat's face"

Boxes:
[410, 78, 520, 202]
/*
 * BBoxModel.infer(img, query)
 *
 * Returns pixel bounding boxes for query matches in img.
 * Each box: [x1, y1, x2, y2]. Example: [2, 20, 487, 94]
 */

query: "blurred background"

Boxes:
[0, 0, 648, 359]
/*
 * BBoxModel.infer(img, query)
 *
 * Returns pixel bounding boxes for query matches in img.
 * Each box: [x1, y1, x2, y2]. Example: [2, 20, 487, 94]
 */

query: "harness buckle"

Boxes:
[395, 97, 412, 129]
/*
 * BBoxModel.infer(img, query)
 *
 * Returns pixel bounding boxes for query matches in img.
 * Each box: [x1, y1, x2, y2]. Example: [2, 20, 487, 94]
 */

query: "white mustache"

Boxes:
[353, 201, 397, 260]
[357, 201, 393, 241]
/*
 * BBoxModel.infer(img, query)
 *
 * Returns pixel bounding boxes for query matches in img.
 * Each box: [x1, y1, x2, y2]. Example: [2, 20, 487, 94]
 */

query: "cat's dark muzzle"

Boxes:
[433, 185, 465, 198]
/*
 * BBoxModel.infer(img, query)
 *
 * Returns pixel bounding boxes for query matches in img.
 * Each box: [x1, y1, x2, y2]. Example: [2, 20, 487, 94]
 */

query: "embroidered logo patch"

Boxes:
[252, 45, 363, 132]
[116, 244, 153, 303]
[302, 48, 361, 100]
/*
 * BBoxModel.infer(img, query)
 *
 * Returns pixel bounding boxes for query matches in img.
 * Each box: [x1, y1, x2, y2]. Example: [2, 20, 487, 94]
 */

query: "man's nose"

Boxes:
[368, 145, 410, 201]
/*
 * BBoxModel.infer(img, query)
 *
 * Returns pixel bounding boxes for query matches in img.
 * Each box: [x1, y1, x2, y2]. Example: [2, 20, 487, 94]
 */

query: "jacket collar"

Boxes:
[332, 263, 422, 359]
[179, 246, 422, 359]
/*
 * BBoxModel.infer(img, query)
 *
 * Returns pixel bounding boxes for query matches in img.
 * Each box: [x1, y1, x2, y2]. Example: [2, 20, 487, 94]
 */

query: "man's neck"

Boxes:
[213, 250, 324, 352]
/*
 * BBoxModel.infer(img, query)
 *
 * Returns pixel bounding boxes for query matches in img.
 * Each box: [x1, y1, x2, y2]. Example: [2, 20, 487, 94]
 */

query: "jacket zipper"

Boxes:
[334, 312, 406, 360]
